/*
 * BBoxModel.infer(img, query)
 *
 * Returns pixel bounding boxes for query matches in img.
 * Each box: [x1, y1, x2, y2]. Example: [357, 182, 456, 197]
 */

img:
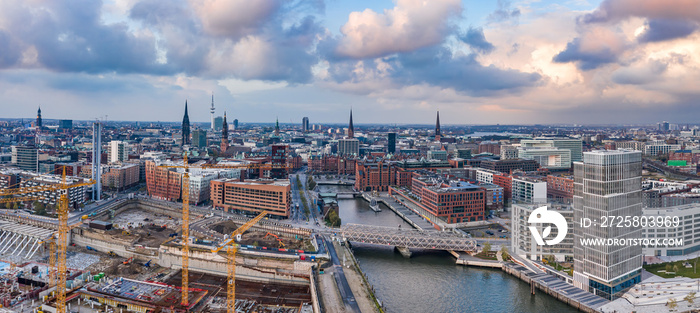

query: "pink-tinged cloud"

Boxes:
[190, 0, 281, 38]
[581, 0, 700, 24]
[335, 0, 461, 59]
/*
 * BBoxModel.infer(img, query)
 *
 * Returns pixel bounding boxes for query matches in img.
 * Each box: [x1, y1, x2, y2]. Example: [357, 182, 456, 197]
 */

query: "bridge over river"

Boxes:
[340, 223, 477, 255]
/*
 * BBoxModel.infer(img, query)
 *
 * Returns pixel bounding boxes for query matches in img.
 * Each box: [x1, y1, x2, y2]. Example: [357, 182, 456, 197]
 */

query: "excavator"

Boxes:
[263, 232, 285, 248]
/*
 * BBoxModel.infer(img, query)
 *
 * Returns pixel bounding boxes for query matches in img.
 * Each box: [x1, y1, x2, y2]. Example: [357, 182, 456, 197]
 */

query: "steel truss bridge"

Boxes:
[341, 223, 477, 252]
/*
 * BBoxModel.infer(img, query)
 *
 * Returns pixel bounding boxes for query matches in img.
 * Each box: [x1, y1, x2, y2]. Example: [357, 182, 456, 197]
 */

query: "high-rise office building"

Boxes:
[387, 132, 396, 154]
[181, 100, 190, 146]
[521, 138, 583, 162]
[192, 129, 207, 148]
[11, 146, 38, 172]
[338, 139, 359, 156]
[518, 147, 572, 170]
[573, 150, 642, 300]
[302, 117, 309, 132]
[233, 119, 239, 130]
[108, 141, 128, 164]
[58, 119, 73, 129]
[214, 116, 223, 131]
[92, 122, 102, 201]
[339, 109, 359, 156]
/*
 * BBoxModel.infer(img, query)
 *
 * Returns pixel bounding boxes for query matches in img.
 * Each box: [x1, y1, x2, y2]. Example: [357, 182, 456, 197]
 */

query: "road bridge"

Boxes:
[340, 223, 477, 254]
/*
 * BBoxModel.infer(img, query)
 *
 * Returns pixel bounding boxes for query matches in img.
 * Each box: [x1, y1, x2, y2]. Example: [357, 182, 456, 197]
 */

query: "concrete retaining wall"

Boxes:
[502, 265, 599, 313]
[158, 246, 312, 286]
[70, 230, 159, 263]
[309, 268, 321, 313]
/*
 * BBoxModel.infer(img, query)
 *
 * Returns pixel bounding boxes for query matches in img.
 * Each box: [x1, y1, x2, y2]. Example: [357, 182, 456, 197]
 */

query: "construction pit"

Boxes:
[104, 207, 181, 248]
[209, 220, 315, 252]
[166, 270, 313, 313]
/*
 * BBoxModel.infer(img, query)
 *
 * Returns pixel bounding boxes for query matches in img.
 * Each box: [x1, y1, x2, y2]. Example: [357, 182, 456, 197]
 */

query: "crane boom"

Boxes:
[181, 170, 190, 306]
[210, 210, 268, 313]
[211, 210, 269, 253]
[157, 156, 285, 309]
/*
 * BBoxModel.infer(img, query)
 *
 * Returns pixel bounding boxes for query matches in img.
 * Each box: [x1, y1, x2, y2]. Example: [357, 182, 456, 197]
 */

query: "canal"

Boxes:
[318, 184, 576, 313]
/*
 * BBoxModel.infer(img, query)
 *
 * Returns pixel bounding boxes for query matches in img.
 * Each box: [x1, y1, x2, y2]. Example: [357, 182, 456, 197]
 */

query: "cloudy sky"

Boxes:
[1, 0, 699, 125]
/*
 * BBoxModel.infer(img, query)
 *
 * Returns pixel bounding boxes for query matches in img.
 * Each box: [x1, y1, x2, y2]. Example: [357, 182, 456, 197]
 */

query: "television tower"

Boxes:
[210, 93, 215, 131]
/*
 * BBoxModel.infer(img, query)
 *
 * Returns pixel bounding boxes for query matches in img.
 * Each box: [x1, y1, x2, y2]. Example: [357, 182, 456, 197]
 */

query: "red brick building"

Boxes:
[338, 158, 356, 175]
[268, 144, 287, 179]
[396, 169, 413, 187]
[417, 181, 486, 223]
[355, 160, 396, 192]
[546, 175, 574, 203]
[308, 155, 338, 173]
[670, 150, 700, 165]
[286, 154, 302, 171]
[478, 141, 501, 155]
[145, 161, 182, 202]
[492, 173, 512, 201]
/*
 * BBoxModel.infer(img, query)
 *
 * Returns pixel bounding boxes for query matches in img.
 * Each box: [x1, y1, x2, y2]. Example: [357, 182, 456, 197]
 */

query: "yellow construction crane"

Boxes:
[0, 167, 95, 313]
[157, 153, 287, 306]
[210, 210, 268, 313]
[0, 195, 41, 204]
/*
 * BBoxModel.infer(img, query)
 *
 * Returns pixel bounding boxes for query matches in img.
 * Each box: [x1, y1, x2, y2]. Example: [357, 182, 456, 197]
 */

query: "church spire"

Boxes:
[274, 117, 280, 136]
[348, 109, 354, 139]
[181, 100, 190, 146]
[221, 111, 229, 152]
[36, 106, 42, 128]
[435, 110, 441, 142]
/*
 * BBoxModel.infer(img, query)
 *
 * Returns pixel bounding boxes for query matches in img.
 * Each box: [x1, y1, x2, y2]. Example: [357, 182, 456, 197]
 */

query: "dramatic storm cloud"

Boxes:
[0, 0, 699, 124]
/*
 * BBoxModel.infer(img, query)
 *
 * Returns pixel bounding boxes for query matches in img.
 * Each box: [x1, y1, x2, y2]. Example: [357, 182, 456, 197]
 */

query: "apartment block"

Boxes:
[211, 179, 291, 218]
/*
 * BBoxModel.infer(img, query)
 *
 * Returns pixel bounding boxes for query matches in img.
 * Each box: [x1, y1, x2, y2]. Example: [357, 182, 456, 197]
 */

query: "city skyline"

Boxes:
[1, 0, 699, 124]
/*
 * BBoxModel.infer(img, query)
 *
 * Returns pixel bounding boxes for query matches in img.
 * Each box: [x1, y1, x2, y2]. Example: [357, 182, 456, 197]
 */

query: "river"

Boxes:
[321, 187, 576, 313]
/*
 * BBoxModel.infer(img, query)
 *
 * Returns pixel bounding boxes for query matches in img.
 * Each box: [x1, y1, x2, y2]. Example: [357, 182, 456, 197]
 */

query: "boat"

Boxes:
[369, 198, 381, 212]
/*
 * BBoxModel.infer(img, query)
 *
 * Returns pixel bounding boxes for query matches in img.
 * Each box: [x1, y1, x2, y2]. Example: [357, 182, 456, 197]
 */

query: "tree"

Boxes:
[684, 292, 696, 306]
[33, 202, 46, 216]
[325, 210, 341, 227]
[666, 263, 673, 272]
[668, 298, 678, 311]
[483, 242, 491, 253]
[307, 176, 316, 190]
[674, 264, 679, 273]
[500, 245, 509, 261]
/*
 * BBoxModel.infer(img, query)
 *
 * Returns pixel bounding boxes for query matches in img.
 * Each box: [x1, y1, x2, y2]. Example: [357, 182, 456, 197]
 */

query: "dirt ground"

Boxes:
[103, 208, 180, 247]
[210, 220, 313, 251]
[110, 208, 180, 229]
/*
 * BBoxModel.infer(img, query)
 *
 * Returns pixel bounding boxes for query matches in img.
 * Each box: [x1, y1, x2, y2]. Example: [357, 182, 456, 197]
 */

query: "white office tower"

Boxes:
[108, 140, 128, 164]
[573, 150, 642, 300]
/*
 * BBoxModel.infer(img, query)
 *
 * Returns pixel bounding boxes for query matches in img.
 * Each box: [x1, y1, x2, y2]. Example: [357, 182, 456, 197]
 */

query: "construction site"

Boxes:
[0, 197, 321, 312]
[210, 220, 316, 252]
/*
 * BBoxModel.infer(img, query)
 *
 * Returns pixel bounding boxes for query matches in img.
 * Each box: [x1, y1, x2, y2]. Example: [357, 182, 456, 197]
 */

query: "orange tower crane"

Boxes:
[0, 167, 95, 313]
[211, 210, 268, 313]
[157, 154, 287, 307]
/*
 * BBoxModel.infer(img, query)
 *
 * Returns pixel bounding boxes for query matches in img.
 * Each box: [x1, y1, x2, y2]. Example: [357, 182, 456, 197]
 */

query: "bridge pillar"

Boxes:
[394, 246, 412, 258]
